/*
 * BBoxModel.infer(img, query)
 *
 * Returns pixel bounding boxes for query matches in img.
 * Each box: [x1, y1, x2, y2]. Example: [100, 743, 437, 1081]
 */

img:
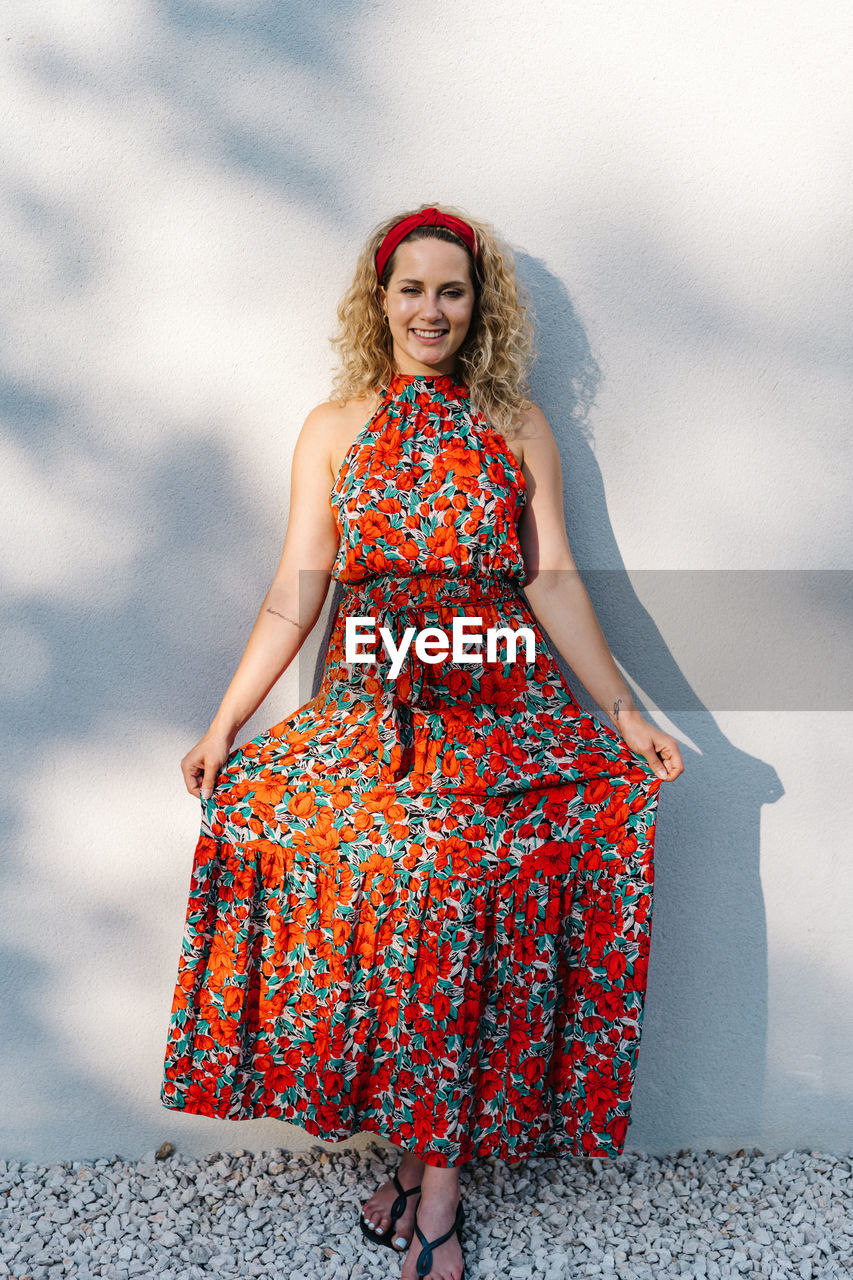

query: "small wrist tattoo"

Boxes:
[612, 697, 624, 721]
[266, 607, 302, 628]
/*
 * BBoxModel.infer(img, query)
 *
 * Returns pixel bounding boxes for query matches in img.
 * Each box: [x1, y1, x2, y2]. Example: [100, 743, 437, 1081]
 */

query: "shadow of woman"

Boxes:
[517, 252, 783, 1153]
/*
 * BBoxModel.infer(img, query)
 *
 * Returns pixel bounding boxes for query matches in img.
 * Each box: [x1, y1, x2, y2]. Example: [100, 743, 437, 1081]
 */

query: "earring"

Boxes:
[383, 313, 389, 325]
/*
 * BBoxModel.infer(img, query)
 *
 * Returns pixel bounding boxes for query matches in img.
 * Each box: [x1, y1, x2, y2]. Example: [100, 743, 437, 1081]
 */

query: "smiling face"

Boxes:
[379, 236, 477, 376]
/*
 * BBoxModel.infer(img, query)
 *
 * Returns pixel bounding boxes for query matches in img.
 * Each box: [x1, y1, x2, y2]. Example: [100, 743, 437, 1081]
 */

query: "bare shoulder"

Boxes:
[509, 401, 559, 468]
[298, 392, 383, 476]
[300, 395, 376, 437]
[516, 401, 554, 441]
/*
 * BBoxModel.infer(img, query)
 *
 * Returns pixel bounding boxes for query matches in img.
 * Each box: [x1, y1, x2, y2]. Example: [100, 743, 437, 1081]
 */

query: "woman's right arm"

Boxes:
[181, 404, 341, 799]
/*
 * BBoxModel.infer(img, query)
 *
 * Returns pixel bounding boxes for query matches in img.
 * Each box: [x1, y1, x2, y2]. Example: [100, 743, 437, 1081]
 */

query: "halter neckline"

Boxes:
[385, 370, 469, 400]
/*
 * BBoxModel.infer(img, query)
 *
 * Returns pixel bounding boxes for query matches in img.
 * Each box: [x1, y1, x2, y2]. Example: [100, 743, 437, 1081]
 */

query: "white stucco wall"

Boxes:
[2, 0, 851, 1162]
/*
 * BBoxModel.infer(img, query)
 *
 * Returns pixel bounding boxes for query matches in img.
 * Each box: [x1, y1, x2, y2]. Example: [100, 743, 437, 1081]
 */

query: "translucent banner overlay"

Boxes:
[296, 570, 853, 712]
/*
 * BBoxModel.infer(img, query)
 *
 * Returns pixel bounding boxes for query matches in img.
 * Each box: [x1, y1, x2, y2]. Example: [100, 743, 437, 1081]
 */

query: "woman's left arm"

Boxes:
[516, 405, 684, 783]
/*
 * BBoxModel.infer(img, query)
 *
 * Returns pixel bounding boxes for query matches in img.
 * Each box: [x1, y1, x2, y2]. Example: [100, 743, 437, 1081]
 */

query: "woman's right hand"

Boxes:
[181, 729, 236, 800]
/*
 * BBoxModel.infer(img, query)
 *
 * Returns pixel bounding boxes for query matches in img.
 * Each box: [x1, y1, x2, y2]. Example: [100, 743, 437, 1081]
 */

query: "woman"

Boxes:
[162, 203, 684, 1280]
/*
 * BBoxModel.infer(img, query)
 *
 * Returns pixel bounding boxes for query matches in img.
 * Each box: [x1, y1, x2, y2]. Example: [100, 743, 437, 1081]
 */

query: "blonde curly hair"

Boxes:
[329, 203, 536, 437]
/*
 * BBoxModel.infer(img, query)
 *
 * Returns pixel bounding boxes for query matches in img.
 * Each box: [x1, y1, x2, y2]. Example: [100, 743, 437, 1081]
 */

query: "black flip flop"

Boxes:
[412, 1199, 466, 1278]
[359, 1167, 422, 1250]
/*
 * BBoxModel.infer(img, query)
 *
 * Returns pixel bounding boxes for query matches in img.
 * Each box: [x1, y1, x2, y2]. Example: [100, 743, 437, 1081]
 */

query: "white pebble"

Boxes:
[1, 1145, 849, 1279]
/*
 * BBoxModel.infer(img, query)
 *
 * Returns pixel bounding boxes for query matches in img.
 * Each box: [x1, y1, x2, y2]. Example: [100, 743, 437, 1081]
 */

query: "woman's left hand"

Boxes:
[615, 713, 685, 782]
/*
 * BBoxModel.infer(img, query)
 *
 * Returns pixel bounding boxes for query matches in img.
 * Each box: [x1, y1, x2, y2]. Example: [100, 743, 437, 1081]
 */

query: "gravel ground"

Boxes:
[0, 1142, 851, 1279]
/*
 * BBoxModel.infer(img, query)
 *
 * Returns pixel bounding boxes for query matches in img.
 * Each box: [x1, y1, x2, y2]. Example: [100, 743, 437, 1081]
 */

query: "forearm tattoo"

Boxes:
[612, 697, 624, 722]
[266, 608, 303, 628]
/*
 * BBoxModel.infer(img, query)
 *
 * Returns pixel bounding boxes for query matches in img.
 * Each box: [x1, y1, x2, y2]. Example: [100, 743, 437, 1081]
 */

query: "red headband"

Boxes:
[375, 206, 482, 281]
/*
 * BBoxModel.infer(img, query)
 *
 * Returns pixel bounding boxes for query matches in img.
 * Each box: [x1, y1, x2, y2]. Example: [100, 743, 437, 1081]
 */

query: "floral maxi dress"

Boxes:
[161, 370, 662, 1167]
